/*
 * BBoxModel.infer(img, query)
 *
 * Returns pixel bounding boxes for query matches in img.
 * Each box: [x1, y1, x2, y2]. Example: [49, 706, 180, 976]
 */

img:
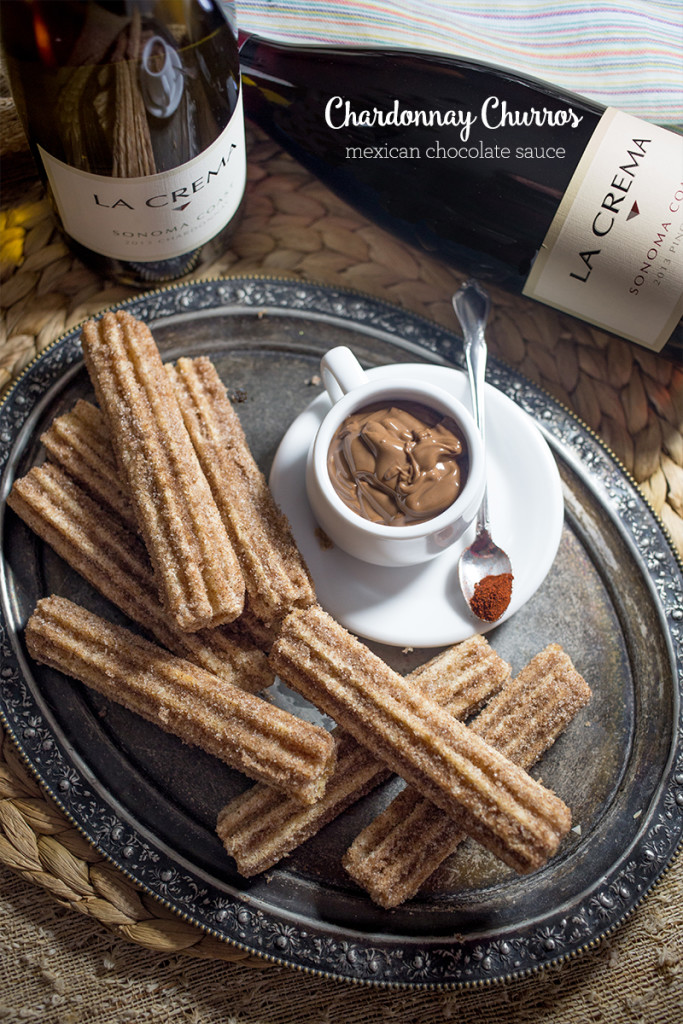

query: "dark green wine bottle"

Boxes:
[239, 34, 683, 361]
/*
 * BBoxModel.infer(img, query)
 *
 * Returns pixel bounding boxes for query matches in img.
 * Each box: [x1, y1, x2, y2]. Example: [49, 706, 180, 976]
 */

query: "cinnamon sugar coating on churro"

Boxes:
[271, 606, 572, 874]
[8, 464, 271, 693]
[39, 398, 275, 655]
[217, 635, 510, 876]
[40, 399, 138, 533]
[168, 356, 316, 629]
[218, 730, 391, 877]
[343, 644, 591, 907]
[406, 635, 510, 719]
[80, 311, 244, 632]
[26, 596, 336, 805]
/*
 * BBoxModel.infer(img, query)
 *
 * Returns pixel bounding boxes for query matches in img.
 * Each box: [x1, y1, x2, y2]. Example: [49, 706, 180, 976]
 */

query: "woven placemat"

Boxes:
[1, 103, 682, 1020]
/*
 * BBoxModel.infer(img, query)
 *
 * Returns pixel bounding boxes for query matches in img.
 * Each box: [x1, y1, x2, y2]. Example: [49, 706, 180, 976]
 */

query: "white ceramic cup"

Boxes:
[305, 346, 485, 567]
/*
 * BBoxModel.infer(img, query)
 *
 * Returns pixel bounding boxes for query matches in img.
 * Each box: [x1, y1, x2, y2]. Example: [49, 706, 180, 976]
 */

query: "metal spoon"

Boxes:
[452, 280, 513, 622]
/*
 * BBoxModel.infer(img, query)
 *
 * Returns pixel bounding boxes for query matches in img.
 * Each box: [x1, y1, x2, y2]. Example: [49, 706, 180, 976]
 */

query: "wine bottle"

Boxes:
[238, 35, 683, 360]
[1, 0, 246, 287]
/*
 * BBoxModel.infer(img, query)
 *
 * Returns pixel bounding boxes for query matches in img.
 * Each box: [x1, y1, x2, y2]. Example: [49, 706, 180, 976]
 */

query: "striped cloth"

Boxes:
[230, 1, 683, 125]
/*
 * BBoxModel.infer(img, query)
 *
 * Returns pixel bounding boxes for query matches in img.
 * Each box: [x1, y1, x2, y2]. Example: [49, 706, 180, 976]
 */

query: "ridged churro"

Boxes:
[270, 606, 572, 874]
[80, 311, 244, 631]
[343, 644, 592, 907]
[39, 398, 276, 654]
[168, 356, 316, 629]
[8, 464, 271, 692]
[26, 596, 336, 804]
[217, 635, 510, 876]
[40, 398, 138, 533]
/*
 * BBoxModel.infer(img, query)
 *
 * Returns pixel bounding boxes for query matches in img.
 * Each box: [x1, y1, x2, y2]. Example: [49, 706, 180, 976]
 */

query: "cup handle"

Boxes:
[320, 346, 368, 403]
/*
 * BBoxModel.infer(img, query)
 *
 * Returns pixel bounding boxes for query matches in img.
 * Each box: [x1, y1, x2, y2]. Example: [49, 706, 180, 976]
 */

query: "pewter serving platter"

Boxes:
[1, 277, 682, 989]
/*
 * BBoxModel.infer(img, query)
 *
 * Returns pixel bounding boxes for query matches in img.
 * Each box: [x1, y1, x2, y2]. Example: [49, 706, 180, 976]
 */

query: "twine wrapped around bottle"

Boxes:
[112, 7, 156, 177]
[47, 6, 157, 178]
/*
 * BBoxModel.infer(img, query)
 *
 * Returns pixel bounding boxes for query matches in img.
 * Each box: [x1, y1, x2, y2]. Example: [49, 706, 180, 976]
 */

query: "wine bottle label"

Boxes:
[38, 91, 246, 263]
[523, 108, 683, 352]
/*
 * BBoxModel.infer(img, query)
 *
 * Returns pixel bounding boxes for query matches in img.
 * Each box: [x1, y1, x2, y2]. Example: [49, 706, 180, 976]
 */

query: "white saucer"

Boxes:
[269, 363, 564, 647]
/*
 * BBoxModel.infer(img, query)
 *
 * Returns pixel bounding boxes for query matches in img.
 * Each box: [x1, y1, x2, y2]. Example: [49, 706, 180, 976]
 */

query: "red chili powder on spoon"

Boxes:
[470, 572, 514, 622]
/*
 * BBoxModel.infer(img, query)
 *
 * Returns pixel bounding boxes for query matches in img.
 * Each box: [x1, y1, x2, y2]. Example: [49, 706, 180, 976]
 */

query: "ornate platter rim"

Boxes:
[0, 275, 682, 990]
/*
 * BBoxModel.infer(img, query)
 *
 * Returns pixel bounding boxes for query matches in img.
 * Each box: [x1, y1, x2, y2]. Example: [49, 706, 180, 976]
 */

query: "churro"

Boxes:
[217, 635, 510, 876]
[26, 596, 336, 804]
[40, 398, 138, 533]
[39, 398, 276, 654]
[168, 356, 316, 628]
[8, 464, 271, 692]
[80, 311, 244, 631]
[270, 606, 572, 874]
[343, 644, 591, 907]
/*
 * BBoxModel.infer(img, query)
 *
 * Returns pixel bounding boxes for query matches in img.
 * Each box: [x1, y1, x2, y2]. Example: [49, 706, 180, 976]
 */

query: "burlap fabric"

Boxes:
[1, 102, 682, 1021]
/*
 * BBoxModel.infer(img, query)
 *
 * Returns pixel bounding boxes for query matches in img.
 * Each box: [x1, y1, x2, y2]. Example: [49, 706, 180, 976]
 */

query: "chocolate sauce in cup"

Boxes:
[328, 400, 469, 526]
[305, 347, 485, 567]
